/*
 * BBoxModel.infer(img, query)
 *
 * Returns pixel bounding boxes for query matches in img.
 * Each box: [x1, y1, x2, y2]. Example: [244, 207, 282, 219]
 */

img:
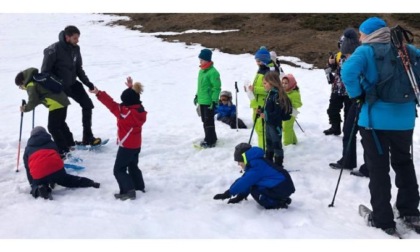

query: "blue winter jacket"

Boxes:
[341, 44, 417, 130]
[216, 102, 236, 120]
[229, 147, 286, 196]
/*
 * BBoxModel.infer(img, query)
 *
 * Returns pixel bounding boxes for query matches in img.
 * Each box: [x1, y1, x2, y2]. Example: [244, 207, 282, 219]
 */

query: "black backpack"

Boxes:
[32, 72, 63, 94]
[365, 42, 420, 105]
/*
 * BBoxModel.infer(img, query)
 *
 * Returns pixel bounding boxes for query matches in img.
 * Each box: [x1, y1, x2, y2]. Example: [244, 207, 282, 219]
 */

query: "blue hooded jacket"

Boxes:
[229, 147, 286, 196]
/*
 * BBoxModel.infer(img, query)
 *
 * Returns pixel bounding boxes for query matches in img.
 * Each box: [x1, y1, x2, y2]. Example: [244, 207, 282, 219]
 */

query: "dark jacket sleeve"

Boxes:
[75, 48, 90, 85]
[41, 45, 57, 74]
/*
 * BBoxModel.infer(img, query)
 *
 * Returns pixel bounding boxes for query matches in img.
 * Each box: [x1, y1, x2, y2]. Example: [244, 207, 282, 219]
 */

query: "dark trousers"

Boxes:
[339, 101, 358, 168]
[250, 184, 291, 209]
[113, 147, 145, 194]
[33, 168, 95, 188]
[200, 105, 217, 145]
[65, 81, 95, 140]
[48, 107, 74, 154]
[219, 116, 247, 129]
[327, 93, 351, 126]
[265, 124, 283, 158]
[360, 128, 420, 229]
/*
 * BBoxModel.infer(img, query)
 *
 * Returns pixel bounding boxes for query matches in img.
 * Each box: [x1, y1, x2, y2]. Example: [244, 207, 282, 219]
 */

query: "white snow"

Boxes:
[0, 12, 418, 251]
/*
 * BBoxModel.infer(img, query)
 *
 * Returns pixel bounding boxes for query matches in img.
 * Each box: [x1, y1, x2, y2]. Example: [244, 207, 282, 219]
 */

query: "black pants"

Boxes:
[48, 107, 74, 154]
[360, 128, 420, 229]
[327, 93, 351, 126]
[65, 81, 95, 140]
[265, 124, 283, 158]
[219, 116, 247, 129]
[200, 105, 217, 145]
[339, 101, 358, 168]
[33, 168, 95, 188]
[113, 147, 145, 194]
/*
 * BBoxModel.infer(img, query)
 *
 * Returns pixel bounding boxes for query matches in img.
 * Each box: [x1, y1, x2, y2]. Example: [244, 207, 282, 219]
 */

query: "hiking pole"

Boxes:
[235, 81, 239, 132]
[32, 108, 35, 129]
[328, 101, 361, 207]
[248, 111, 259, 144]
[295, 119, 305, 133]
[16, 99, 26, 172]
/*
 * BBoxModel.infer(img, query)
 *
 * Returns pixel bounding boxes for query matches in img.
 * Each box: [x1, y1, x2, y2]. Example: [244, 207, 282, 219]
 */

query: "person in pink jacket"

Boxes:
[90, 77, 147, 200]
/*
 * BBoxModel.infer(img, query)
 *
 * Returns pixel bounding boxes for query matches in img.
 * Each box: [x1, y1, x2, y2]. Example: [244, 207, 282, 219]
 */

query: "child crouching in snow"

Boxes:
[215, 90, 247, 129]
[213, 143, 295, 209]
[24, 126, 100, 200]
[89, 77, 147, 201]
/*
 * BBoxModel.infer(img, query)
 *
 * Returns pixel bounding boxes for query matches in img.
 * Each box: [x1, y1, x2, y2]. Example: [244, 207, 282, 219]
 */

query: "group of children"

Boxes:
[15, 45, 300, 210]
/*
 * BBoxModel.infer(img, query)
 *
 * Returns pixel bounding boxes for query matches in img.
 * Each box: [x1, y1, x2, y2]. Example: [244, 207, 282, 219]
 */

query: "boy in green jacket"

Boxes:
[194, 49, 221, 148]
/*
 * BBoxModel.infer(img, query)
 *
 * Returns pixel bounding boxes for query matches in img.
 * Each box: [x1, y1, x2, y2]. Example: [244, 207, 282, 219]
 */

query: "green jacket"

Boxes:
[286, 89, 302, 109]
[21, 68, 70, 112]
[196, 64, 221, 105]
[250, 62, 277, 109]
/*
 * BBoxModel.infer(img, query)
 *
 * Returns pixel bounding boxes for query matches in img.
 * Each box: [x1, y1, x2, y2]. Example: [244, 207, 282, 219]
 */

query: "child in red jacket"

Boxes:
[90, 77, 147, 200]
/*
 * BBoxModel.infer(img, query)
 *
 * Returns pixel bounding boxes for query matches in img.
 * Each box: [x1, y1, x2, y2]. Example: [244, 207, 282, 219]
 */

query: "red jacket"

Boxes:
[96, 91, 147, 149]
[23, 130, 63, 180]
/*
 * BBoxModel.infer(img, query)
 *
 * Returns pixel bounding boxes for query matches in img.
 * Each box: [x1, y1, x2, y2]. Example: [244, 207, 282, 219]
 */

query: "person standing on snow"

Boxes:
[41, 25, 101, 146]
[281, 74, 302, 146]
[193, 48, 221, 148]
[247, 46, 280, 149]
[341, 17, 420, 236]
[90, 77, 147, 201]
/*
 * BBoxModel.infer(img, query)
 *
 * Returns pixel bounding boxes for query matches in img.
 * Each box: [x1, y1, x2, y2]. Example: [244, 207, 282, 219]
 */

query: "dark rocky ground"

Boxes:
[108, 13, 420, 69]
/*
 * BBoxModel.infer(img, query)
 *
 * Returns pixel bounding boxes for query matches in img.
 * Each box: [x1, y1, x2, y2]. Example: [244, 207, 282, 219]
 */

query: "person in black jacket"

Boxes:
[41, 25, 101, 146]
[24, 126, 100, 200]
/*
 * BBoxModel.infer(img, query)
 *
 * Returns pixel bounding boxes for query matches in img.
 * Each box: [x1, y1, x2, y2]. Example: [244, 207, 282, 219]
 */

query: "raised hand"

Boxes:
[126, 76, 133, 88]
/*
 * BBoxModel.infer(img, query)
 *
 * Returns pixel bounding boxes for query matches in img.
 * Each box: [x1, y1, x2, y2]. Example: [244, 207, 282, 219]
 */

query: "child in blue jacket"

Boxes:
[213, 143, 295, 209]
[215, 91, 247, 129]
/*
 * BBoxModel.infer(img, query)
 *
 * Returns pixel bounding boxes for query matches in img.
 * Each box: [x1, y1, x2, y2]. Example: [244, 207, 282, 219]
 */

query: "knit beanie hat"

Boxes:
[255, 47, 271, 65]
[199, 49, 212, 62]
[234, 143, 252, 162]
[340, 28, 360, 55]
[121, 82, 143, 106]
[359, 17, 387, 35]
[31, 126, 47, 136]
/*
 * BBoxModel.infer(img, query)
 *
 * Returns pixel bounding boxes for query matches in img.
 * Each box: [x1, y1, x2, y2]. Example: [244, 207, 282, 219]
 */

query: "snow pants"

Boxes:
[113, 147, 145, 194]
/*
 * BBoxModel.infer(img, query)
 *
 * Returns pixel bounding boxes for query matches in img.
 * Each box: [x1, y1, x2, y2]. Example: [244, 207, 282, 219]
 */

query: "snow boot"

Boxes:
[274, 156, 283, 168]
[401, 216, 420, 234]
[265, 151, 274, 162]
[323, 124, 341, 136]
[114, 190, 136, 201]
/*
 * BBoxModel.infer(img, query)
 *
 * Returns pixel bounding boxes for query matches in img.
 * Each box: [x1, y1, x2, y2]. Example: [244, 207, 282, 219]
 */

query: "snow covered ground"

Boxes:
[0, 12, 419, 251]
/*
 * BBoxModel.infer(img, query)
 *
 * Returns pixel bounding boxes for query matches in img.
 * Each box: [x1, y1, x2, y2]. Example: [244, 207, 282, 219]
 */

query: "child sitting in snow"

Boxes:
[24, 126, 100, 200]
[213, 143, 295, 209]
[89, 77, 147, 201]
[282, 74, 302, 146]
[215, 90, 247, 129]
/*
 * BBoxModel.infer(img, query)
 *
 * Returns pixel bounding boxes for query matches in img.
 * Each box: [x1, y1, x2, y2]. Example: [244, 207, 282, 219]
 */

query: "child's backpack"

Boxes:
[32, 72, 63, 94]
[365, 42, 420, 105]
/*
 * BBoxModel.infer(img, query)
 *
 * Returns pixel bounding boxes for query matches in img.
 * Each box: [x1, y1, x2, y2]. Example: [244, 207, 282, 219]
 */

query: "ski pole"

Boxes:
[248, 111, 259, 144]
[16, 99, 26, 172]
[32, 108, 35, 129]
[328, 101, 361, 207]
[235, 81, 239, 132]
[295, 119, 305, 133]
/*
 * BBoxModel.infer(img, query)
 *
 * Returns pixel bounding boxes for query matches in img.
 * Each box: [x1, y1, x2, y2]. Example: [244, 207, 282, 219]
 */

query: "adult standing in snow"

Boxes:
[41, 25, 101, 146]
[247, 47, 279, 149]
[341, 17, 420, 236]
[213, 143, 295, 209]
[24, 126, 100, 200]
[193, 48, 221, 148]
[328, 27, 368, 177]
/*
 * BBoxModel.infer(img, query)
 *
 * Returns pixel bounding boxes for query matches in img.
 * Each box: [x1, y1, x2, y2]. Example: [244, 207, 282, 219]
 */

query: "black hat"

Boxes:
[120, 88, 140, 106]
[234, 143, 252, 162]
[31, 126, 47, 136]
[340, 28, 360, 55]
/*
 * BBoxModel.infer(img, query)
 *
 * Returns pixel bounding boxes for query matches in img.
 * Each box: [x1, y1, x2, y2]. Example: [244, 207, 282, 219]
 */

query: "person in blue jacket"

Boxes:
[341, 17, 420, 236]
[215, 90, 247, 129]
[213, 143, 295, 209]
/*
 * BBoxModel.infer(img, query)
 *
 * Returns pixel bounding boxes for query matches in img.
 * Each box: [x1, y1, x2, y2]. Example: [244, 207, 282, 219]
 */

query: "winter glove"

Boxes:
[209, 102, 217, 110]
[193, 95, 198, 106]
[228, 194, 247, 204]
[86, 81, 95, 91]
[213, 190, 231, 200]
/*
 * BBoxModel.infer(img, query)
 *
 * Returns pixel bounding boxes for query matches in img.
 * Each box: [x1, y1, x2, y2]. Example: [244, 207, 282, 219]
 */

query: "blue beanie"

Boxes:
[359, 17, 387, 35]
[199, 49, 212, 62]
[254, 47, 271, 65]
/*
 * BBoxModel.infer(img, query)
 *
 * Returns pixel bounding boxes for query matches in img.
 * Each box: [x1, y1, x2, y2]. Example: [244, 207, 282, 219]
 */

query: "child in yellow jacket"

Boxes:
[282, 74, 302, 146]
